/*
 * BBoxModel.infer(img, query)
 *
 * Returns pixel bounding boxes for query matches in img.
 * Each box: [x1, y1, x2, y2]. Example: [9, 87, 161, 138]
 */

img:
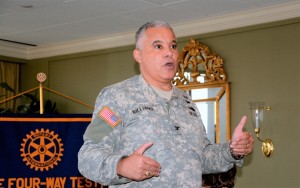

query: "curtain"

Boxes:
[0, 61, 20, 112]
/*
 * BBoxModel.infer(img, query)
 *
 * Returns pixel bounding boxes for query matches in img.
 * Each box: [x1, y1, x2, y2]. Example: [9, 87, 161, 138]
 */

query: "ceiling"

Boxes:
[0, 0, 300, 60]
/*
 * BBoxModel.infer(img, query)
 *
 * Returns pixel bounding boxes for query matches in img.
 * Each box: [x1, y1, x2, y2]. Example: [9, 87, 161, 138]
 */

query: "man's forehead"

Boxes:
[146, 29, 175, 40]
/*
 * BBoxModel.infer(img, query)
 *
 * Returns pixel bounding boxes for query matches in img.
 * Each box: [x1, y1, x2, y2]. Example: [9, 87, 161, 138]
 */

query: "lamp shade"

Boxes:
[249, 102, 265, 133]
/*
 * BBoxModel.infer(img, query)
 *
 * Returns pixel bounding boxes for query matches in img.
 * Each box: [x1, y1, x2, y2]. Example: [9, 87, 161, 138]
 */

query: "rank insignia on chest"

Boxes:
[98, 106, 121, 128]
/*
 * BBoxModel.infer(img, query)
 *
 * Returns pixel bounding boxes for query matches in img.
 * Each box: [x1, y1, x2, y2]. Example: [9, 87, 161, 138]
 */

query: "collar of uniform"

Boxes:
[138, 74, 185, 104]
[138, 75, 158, 104]
[138, 75, 174, 104]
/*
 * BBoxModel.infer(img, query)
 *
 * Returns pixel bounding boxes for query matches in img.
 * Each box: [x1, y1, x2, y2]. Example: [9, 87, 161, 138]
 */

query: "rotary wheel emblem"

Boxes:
[20, 128, 64, 171]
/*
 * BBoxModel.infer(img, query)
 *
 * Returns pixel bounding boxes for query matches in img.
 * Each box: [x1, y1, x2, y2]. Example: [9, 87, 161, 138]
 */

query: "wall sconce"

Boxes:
[249, 102, 274, 158]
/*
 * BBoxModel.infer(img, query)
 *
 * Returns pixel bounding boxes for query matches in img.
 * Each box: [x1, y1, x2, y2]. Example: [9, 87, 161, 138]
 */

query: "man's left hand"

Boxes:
[230, 116, 254, 156]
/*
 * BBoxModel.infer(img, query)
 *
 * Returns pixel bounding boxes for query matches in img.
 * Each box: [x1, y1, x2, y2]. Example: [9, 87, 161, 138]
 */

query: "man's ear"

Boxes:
[133, 48, 141, 64]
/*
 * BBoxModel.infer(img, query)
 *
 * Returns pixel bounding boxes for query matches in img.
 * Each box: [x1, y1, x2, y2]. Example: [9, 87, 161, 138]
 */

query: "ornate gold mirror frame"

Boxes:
[173, 38, 230, 143]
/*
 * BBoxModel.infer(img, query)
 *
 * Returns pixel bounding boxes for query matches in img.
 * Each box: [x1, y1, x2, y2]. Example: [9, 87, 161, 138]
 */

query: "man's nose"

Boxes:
[164, 47, 173, 58]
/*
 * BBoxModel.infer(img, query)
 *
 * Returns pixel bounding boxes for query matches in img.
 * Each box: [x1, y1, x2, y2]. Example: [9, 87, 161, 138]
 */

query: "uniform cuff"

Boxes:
[110, 155, 132, 185]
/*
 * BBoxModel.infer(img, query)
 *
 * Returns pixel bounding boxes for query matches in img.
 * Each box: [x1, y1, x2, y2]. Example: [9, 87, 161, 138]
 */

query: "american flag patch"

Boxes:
[98, 106, 120, 128]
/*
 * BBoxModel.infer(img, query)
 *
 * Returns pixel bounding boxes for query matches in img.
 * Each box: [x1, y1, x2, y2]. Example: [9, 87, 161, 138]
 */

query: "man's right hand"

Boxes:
[117, 142, 161, 181]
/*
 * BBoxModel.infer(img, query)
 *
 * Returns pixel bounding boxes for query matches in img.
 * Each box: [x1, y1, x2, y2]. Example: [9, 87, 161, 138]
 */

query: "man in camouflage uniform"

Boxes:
[78, 20, 254, 187]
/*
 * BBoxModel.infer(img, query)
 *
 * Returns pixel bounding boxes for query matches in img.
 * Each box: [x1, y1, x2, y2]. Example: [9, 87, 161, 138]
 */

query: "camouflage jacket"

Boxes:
[78, 75, 242, 187]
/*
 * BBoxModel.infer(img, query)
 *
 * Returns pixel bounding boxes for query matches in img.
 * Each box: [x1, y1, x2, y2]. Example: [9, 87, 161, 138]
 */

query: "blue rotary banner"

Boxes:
[0, 114, 105, 188]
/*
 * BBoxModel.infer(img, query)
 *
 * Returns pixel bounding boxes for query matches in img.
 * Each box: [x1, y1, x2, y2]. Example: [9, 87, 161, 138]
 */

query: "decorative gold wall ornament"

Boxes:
[173, 38, 227, 86]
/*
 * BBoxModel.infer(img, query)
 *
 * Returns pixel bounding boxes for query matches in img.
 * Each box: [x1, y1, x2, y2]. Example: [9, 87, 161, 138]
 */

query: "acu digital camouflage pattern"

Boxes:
[78, 75, 242, 188]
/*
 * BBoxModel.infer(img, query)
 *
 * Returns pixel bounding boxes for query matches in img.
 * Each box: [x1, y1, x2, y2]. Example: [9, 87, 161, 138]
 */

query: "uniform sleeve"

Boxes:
[77, 87, 131, 185]
[201, 136, 243, 174]
[189, 97, 243, 174]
